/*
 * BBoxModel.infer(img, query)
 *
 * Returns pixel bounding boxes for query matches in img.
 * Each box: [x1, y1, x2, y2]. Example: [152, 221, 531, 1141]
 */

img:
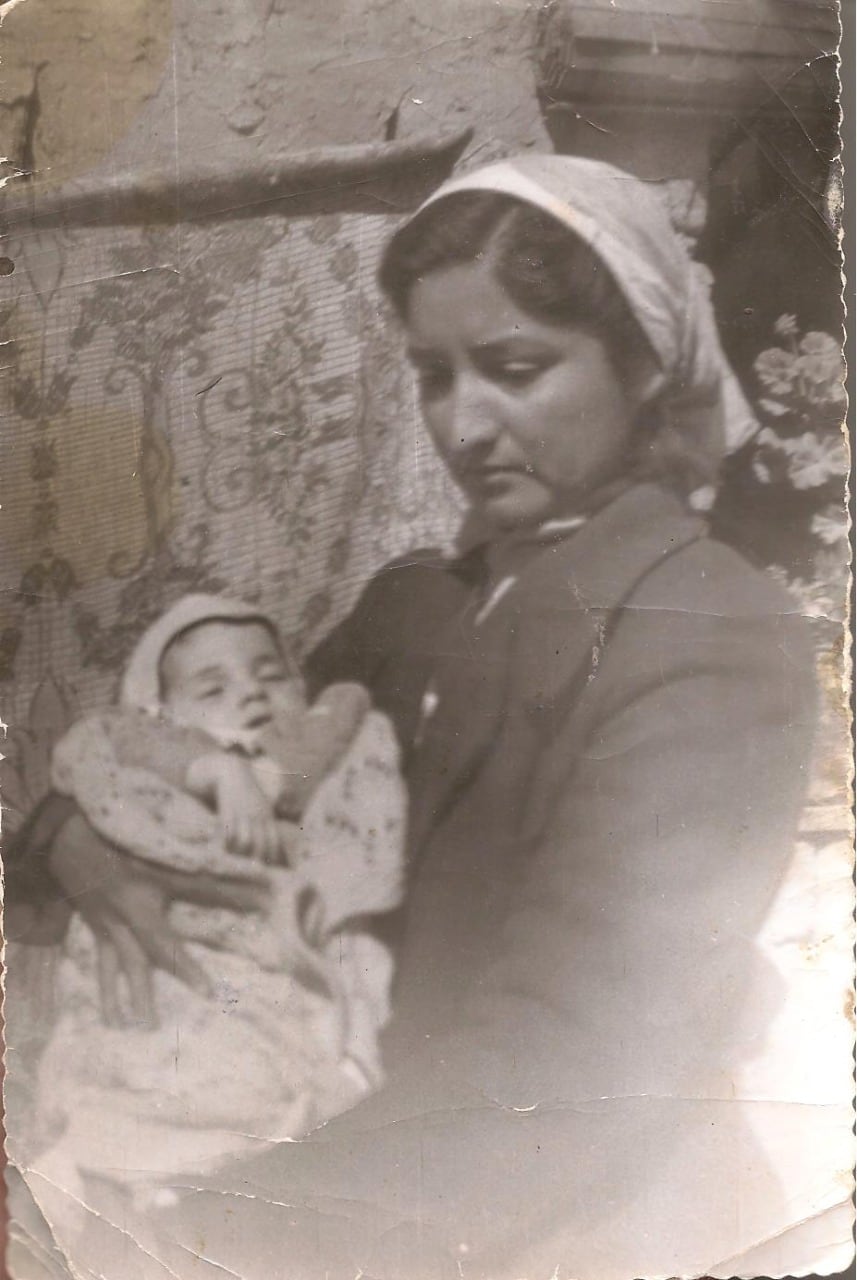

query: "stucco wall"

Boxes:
[2, 0, 549, 184]
[0, 1, 551, 769]
[0, 0, 844, 755]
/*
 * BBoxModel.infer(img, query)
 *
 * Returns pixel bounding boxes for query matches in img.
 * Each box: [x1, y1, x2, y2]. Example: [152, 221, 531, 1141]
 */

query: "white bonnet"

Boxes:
[410, 154, 759, 496]
[121, 593, 283, 715]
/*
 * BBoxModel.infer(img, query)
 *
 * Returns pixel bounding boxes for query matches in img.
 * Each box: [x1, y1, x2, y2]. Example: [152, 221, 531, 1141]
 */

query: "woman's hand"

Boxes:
[47, 814, 270, 1028]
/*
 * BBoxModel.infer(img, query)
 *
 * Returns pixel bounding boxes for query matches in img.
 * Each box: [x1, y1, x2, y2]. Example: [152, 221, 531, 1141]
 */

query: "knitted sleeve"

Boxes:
[50, 711, 261, 878]
[294, 708, 407, 933]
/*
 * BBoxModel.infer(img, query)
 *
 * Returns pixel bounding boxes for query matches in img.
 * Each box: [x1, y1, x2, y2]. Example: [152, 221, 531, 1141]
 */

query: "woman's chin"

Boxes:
[467, 480, 562, 534]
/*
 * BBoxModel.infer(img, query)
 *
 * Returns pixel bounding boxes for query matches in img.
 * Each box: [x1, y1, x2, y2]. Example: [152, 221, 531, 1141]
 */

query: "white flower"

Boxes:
[754, 346, 799, 396]
[752, 426, 787, 484]
[752, 456, 772, 484]
[757, 425, 786, 449]
[768, 569, 837, 620]
[780, 432, 847, 490]
[797, 331, 847, 406]
[757, 397, 790, 417]
[774, 314, 799, 338]
[689, 484, 716, 512]
[811, 504, 849, 546]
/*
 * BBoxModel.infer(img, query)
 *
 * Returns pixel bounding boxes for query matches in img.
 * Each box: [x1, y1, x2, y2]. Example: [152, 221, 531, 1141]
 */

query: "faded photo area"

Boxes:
[0, 3, 851, 1278]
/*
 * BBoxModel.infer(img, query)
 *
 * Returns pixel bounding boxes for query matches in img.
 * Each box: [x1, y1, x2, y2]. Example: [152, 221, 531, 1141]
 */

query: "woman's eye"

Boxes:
[493, 361, 544, 387]
[413, 363, 453, 400]
[259, 667, 287, 683]
[198, 686, 223, 701]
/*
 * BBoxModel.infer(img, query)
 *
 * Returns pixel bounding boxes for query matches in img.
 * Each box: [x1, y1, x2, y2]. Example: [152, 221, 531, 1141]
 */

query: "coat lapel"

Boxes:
[405, 573, 517, 860]
[508, 483, 706, 725]
[407, 483, 706, 860]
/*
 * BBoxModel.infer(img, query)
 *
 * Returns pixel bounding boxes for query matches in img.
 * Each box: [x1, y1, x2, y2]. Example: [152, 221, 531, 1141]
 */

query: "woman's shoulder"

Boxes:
[586, 533, 818, 744]
[319, 547, 470, 650]
[602, 532, 817, 715]
[633, 531, 805, 623]
[305, 546, 471, 704]
[361, 546, 465, 599]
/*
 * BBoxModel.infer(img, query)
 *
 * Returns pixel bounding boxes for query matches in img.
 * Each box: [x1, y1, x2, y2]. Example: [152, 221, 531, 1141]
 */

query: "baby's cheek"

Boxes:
[272, 681, 308, 714]
[168, 698, 225, 736]
[175, 701, 207, 729]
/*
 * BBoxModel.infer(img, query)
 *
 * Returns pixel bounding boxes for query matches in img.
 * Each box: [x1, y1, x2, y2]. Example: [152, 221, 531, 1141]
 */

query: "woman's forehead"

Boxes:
[405, 262, 560, 347]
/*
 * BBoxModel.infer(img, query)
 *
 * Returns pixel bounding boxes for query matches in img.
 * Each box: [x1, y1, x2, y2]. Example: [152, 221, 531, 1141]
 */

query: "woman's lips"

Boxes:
[467, 465, 529, 487]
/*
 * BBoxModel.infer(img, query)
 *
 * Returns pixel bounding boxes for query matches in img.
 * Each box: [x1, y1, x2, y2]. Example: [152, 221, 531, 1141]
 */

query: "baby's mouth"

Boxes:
[243, 711, 273, 731]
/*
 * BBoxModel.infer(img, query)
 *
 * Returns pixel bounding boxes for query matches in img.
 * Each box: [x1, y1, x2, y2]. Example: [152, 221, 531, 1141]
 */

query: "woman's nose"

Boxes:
[446, 374, 501, 453]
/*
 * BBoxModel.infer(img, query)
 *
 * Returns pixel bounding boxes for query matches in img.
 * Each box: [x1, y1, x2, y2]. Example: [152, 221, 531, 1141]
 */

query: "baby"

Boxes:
[23, 594, 406, 1228]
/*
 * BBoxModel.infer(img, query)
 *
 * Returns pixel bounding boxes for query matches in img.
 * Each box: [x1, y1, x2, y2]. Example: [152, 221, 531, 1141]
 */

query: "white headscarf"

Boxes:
[413, 154, 758, 496]
[120, 593, 291, 716]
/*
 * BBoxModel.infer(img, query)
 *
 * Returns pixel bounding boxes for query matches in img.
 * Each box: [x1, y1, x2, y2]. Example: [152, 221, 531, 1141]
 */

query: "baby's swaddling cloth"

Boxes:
[31, 690, 406, 1212]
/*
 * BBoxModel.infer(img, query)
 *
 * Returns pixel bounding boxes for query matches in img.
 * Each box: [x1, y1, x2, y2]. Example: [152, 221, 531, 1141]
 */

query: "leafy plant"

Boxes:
[743, 316, 848, 621]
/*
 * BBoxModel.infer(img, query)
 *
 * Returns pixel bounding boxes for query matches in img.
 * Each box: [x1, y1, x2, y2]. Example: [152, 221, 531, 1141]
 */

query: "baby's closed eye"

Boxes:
[197, 685, 224, 700]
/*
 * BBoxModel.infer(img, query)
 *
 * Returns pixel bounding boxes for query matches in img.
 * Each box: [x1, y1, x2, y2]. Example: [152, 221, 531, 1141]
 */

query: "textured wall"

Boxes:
[1, 0, 549, 180]
[0, 0, 845, 801]
[0, 1, 551, 819]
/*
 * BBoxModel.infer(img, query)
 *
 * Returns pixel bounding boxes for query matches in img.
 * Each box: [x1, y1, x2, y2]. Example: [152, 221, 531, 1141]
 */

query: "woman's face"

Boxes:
[404, 261, 641, 531]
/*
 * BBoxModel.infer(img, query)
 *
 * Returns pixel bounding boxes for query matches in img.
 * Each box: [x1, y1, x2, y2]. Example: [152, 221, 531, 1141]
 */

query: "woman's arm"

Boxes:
[157, 593, 817, 1278]
[44, 814, 271, 1026]
[5, 552, 457, 935]
[52, 712, 286, 875]
[3, 793, 79, 945]
[305, 550, 468, 751]
[2, 712, 216, 941]
[80, 707, 217, 789]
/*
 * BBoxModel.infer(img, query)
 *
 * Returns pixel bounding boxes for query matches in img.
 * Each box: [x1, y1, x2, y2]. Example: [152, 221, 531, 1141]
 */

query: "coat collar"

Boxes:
[407, 483, 706, 859]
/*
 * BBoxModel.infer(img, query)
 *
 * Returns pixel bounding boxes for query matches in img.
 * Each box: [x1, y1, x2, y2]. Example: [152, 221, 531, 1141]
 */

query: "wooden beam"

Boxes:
[1, 128, 474, 232]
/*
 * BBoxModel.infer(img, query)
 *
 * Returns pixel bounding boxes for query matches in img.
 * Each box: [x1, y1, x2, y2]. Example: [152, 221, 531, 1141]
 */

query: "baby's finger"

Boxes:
[238, 820, 257, 859]
[232, 831, 253, 859]
[261, 820, 282, 865]
[106, 919, 156, 1029]
[156, 867, 269, 911]
[142, 924, 213, 1000]
[227, 813, 254, 857]
[95, 933, 124, 1028]
[269, 823, 292, 867]
[276, 820, 302, 866]
[241, 818, 264, 862]
[223, 815, 242, 855]
[297, 885, 327, 947]
[166, 943, 214, 1000]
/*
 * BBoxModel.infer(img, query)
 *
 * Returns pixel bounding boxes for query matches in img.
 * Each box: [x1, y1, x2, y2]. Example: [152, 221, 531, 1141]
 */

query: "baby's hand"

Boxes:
[190, 754, 289, 864]
[220, 771, 282, 863]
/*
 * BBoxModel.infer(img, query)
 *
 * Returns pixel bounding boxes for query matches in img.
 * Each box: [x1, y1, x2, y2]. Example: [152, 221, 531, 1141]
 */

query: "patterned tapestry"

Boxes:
[0, 156, 468, 827]
[1, 8, 850, 1274]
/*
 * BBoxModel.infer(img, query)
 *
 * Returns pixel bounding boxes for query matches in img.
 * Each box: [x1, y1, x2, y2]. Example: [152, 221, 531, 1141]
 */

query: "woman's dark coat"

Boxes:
[155, 481, 816, 1279]
[8, 482, 817, 1278]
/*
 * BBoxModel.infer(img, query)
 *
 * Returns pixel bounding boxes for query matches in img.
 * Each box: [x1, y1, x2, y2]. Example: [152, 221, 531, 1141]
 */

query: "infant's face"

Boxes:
[160, 619, 306, 740]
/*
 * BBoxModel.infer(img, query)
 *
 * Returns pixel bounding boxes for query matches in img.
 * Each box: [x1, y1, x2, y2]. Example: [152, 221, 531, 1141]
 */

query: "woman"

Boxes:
[10, 156, 816, 1278]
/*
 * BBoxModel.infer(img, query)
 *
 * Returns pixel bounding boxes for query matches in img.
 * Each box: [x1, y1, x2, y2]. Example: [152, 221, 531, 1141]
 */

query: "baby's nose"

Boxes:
[238, 676, 268, 703]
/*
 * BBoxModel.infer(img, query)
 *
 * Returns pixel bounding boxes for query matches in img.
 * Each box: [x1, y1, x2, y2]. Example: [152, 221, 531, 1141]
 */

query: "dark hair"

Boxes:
[379, 193, 721, 495]
[379, 191, 655, 391]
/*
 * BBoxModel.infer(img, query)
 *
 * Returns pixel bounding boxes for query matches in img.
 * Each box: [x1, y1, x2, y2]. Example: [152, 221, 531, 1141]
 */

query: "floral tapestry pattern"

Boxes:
[0, 200, 848, 842]
[1, 200, 463, 828]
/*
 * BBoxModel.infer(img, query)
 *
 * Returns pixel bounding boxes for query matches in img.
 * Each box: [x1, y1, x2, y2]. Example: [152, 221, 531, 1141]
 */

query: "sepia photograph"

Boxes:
[0, 2, 852, 1277]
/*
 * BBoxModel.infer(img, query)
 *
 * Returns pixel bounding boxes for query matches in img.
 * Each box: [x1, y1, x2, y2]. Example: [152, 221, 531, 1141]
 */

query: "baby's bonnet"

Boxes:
[120, 593, 284, 718]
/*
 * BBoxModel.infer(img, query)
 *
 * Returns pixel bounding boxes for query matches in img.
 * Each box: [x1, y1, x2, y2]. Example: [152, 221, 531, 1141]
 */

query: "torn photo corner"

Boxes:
[0, 1, 852, 1277]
